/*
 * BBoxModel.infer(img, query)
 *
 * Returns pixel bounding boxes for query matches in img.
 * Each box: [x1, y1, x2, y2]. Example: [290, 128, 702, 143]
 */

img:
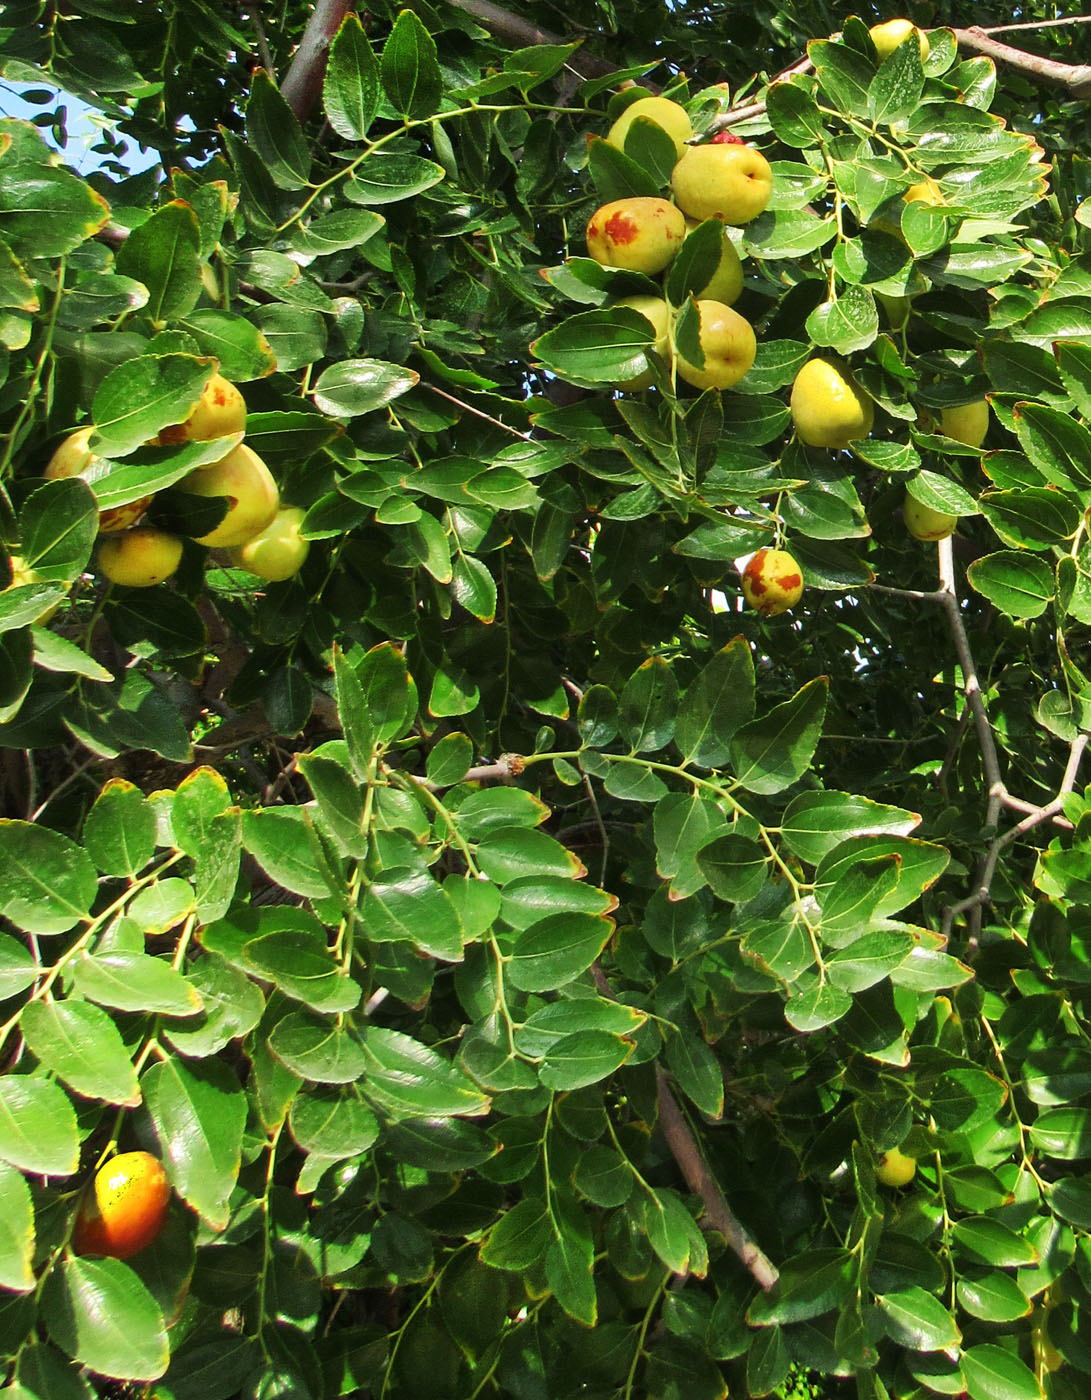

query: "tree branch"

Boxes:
[655, 1067, 779, 1292]
[952, 26, 1091, 99]
[280, 0, 355, 122]
[445, 0, 617, 79]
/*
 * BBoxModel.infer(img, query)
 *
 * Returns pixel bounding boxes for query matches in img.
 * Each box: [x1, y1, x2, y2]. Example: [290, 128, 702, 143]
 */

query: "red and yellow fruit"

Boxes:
[72, 1151, 171, 1259]
[586, 197, 687, 275]
[740, 548, 804, 616]
[159, 372, 247, 444]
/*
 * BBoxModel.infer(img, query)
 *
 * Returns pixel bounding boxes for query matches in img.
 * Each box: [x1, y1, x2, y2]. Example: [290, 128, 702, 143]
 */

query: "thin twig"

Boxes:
[248, 7, 277, 81]
[655, 1067, 779, 1292]
[424, 384, 531, 440]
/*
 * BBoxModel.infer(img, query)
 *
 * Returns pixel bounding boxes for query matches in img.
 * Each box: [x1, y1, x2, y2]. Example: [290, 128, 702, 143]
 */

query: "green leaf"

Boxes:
[41, 1256, 168, 1382]
[20, 1000, 140, 1106]
[17, 478, 98, 582]
[780, 791, 920, 865]
[115, 201, 202, 322]
[676, 637, 755, 768]
[960, 1344, 1042, 1400]
[426, 732, 474, 787]
[978, 488, 1081, 549]
[697, 834, 768, 904]
[956, 1272, 1030, 1324]
[0, 1161, 34, 1292]
[141, 1055, 246, 1230]
[0, 150, 110, 258]
[70, 951, 202, 1016]
[90, 354, 214, 456]
[508, 912, 614, 992]
[636, 1188, 707, 1278]
[967, 552, 1053, 620]
[531, 307, 658, 386]
[0, 1075, 78, 1176]
[1012, 400, 1091, 491]
[0, 820, 97, 935]
[747, 1249, 854, 1325]
[480, 1199, 552, 1271]
[877, 1287, 961, 1351]
[545, 1199, 596, 1326]
[951, 1216, 1039, 1267]
[245, 70, 310, 190]
[360, 870, 464, 962]
[359, 1027, 490, 1120]
[333, 645, 375, 779]
[538, 1030, 632, 1090]
[619, 656, 678, 752]
[324, 14, 381, 139]
[665, 1031, 724, 1117]
[380, 9, 442, 119]
[766, 80, 828, 148]
[1029, 1106, 1091, 1159]
[868, 34, 925, 124]
[587, 135, 660, 201]
[730, 677, 828, 795]
[313, 359, 419, 416]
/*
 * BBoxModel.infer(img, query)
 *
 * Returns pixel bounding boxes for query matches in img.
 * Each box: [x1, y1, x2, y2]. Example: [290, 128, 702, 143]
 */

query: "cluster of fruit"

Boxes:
[41, 373, 310, 591]
[577, 20, 990, 615]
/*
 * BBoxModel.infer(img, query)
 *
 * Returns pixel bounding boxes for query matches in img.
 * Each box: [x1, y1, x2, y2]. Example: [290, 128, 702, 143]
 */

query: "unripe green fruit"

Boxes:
[228, 505, 310, 581]
[612, 296, 671, 391]
[675, 299, 756, 390]
[178, 443, 279, 548]
[791, 358, 874, 449]
[98, 527, 184, 587]
[671, 143, 773, 225]
[940, 399, 989, 448]
[870, 18, 930, 62]
[607, 96, 692, 160]
[904, 495, 957, 542]
[876, 1146, 916, 1187]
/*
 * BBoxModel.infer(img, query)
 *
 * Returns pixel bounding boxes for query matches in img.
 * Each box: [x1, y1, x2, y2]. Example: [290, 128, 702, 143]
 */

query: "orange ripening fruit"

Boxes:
[72, 1151, 171, 1259]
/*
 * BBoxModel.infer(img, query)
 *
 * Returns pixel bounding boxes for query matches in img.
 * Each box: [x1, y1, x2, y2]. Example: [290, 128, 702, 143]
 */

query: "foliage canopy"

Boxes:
[2, 1, 1091, 1398]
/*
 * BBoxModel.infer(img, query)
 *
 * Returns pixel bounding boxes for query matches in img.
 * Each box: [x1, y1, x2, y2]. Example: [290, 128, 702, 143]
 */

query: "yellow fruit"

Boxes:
[905, 175, 944, 207]
[178, 443, 279, 548]
[228, 505, 310, 581]
[612, 296, 672, 391]
[684, 218, 744, 305]
[44, 426, 152, 534]
[607, 96, 693, 160]
[790, 357, 874, 449]
[159, 372, 247, 444]
[876, 1146, 917, 1188]
[675, 299, 756, 391]
[740, 548, 804, 616]
[939, 399, 989, 448]
[98, 527, 184, 587]
[904, 495, 957, 542]
[870, 18, 930, 62]
[73, 1151, 170, 1259]
[670, 143, 773, 225]
[585, 197, 687, 274]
